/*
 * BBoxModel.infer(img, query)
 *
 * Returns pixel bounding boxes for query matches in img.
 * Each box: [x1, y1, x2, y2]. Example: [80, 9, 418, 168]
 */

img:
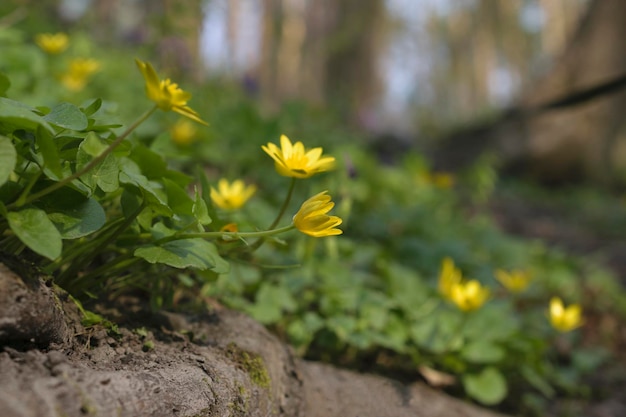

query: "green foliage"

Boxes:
[1, 26, 624, 412]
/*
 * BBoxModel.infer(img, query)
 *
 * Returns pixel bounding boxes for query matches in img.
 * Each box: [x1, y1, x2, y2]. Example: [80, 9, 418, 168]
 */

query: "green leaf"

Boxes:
[39, 188, 106, 239]
[193, 187, 212, 226]
[410, 309, 464, 353]
[462, 303, 519, 342]
[78, 132, 108, 157]
[0, 135, 17, 186]
[134, 238, 229, 273]
[462, 367, 508, 405]
[461, 340, 505, 364]
[43, 102, 88, 131]
[35, 125, 63, 179]
[0, 97, 54, 134]
[129, 144, 167, 179]
[76, 133, 120, 192]
[0, 72, 10, 96]
[80, 98, 102, 117]
[119, 158, 171, 216]
[7, 207, 62, 260]
[326, 315, 358, 341]
[246, 283, 297, 324]
[520, 365, 555, 398]
[163, 178, 193, 216]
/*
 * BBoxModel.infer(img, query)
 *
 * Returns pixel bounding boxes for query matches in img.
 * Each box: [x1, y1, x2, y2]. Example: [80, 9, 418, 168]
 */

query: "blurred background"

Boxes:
[10, 0, 626, 184]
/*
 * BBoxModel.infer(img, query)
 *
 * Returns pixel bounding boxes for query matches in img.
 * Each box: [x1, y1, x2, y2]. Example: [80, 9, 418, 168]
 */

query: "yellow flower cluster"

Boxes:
[61, 58, 101, 92]
[438, 257, 490, 312]
[35, 32, 69, 55]
[134, 61, 342, 239]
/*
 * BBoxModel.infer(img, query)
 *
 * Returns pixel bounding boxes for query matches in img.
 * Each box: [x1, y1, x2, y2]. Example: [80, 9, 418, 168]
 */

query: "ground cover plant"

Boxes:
[1, 27, 625, 416]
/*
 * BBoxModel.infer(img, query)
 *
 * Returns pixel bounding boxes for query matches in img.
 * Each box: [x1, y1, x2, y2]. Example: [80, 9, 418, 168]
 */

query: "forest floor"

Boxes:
[2, 181, 626, 417]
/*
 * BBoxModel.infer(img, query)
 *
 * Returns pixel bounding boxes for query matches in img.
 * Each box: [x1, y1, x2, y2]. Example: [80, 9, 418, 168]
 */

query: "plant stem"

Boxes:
[249, 177, 297, 251]
[58, 201, 146, 285]
[154, 224, 295, 245]
[269, 177, 297, 230]
[10, 105, 158, 209]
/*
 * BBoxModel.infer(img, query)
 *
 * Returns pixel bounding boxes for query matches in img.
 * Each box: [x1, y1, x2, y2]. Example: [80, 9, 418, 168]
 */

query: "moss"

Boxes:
[225, 343, 271, 389]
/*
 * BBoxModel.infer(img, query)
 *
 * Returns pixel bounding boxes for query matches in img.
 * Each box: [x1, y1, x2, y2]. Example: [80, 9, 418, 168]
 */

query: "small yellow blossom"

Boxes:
[293, 191, 342, 237]
[262, 134, 335, 178]
[430, 172, 454, 189]
[220, 223, 239, 233]
[35, 32, 69, 54]
[135, 59, 207, 125]
[438, 257, 462, 299]
[495, 269, 532, 293]
[449, 280, 490, 312]
[61, 58, 100, 91]
[549, 297, 584, 332]
[170, 119, 197, 145]
[210, 179, 256, 210]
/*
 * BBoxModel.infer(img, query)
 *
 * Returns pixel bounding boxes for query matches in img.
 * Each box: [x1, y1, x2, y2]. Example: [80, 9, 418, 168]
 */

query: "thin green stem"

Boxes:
[14, 169, 42, 207]
[154, 224, 295, 245]
[10, 105, 158, 209]
[43, 217, 127, 274]
[249, 177, 297, 251]
[71, 255, 141, 295]
[269, 177, 297, 230]
[58, 201, 146, 285]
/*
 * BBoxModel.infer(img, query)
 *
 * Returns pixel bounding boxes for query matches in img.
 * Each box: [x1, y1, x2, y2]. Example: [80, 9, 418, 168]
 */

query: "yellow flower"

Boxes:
[220, 223, 238, 233]
[293, 191, 342, 237]
[35, 32, 69, 54]
[262, 134, 335, 178]
[449, 280, 490, 312]
[549, 297, 584, 332]
[210, 179, 256, 210]
[430, 172, 454, 189]
[170, 119, 197, 145]
[495, 269, 532, 293]
[61, 58, 101, 91]
[438, 257, 462, 299]
[135, 59, 207, 125]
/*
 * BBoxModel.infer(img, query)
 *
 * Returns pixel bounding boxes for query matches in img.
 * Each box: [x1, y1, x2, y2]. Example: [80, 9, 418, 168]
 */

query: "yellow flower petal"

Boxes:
[549, 297, 584, 332]
[35, 32, 69, 54]
[449, 280, 490, 312]
[438, 257, 462, 299]
[210, 179, 256, 210]
[293, 191, 343, 237]
[135, 59, 208, 125]
[495, 268, 532, 293]
[262, 134, 335, 178]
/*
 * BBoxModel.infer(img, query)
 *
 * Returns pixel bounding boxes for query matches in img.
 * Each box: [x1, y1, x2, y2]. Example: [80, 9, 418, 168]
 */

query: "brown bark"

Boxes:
[519, 0, 626, 182]
[0, 263, 508, 417]
[434, 0, 626, 184]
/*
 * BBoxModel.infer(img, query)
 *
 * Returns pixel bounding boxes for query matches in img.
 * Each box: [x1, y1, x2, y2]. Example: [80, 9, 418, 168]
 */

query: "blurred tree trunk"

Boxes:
[258, 0, 388, 123]
[436, 0, 626, 184]
[518, 0, 626, 182]
[323, 0, 386, 125]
